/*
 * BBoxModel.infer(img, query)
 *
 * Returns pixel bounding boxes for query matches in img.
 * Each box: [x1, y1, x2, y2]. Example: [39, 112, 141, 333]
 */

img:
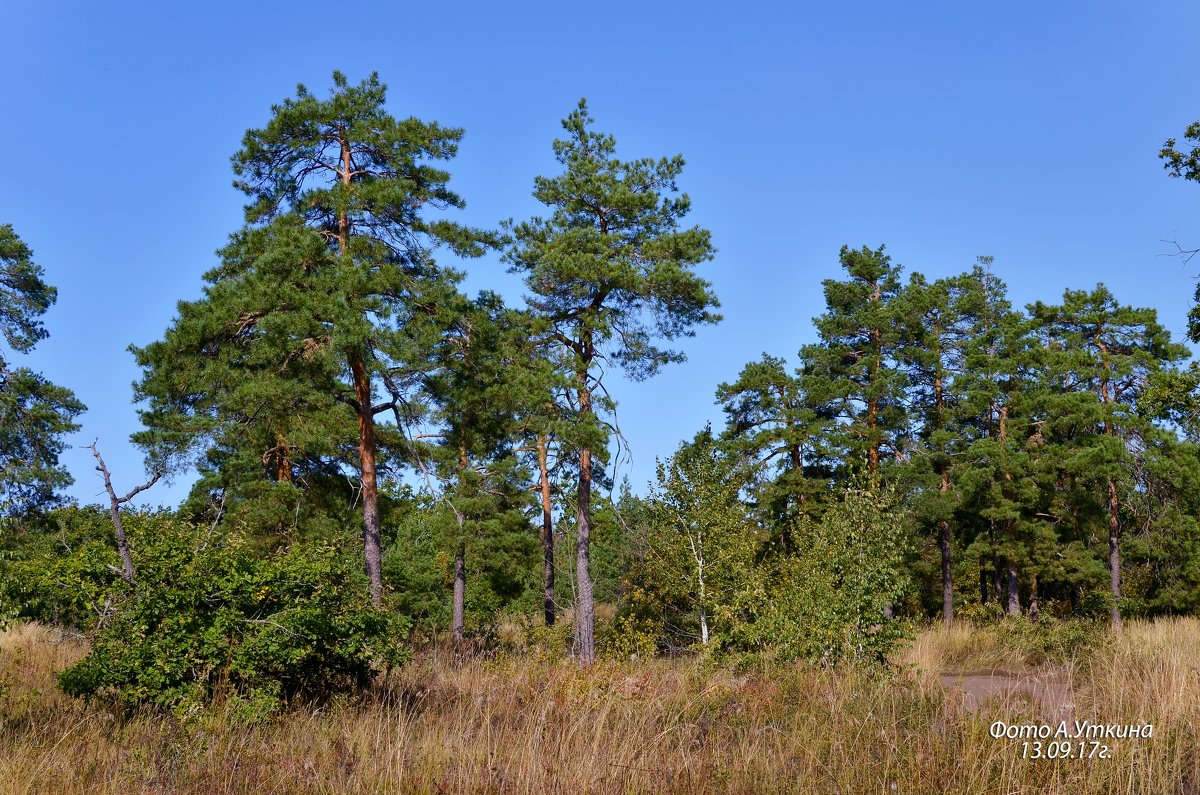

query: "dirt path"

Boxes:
[938, 671, 1074, 721]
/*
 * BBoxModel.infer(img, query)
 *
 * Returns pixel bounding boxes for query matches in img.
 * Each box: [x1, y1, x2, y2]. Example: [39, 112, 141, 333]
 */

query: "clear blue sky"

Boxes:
[3, 1, 1200, 508]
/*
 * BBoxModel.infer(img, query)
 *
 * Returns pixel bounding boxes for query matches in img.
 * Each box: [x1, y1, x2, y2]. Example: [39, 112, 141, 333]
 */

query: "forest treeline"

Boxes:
[4, 71, 1200, 711]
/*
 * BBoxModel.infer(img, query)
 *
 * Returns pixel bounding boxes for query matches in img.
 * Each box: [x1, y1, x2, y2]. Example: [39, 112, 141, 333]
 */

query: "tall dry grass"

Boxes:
[1, 619, 1197, 793]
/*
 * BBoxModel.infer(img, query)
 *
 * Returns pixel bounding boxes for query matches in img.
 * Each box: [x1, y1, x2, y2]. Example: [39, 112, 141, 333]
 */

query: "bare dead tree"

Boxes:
[90, 441, 161, 584]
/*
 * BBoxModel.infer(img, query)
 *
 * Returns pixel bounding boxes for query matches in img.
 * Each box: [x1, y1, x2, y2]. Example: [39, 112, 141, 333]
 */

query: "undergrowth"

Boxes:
[1, 618, 1197, 793]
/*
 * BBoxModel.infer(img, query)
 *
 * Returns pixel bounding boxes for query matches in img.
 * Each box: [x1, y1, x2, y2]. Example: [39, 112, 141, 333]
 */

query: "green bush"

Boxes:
[993, 616, 1107, 665]
[58, 522, 407, 713]
[600, 613, 660, 660]
[0, 506, 132, 629]
[753, 482, 912, 666]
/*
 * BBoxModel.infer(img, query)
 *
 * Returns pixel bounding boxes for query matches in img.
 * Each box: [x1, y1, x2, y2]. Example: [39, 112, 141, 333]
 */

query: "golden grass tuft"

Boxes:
[1, 619, 1198, 793]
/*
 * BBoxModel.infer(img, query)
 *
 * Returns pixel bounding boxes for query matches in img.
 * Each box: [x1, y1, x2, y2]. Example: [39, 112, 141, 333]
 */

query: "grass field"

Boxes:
[1, 618, 1197, 793]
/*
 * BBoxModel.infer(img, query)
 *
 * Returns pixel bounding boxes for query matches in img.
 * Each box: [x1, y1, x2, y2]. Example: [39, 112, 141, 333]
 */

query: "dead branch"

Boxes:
[90, 440, 162, 585]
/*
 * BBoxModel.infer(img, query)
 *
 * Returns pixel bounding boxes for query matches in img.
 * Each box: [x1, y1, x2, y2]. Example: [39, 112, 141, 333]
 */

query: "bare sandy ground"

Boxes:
[939, 671, 1074, 721]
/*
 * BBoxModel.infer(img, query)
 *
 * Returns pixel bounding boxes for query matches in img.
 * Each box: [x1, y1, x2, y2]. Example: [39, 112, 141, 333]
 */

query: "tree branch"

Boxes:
[90, 441, 160, 585]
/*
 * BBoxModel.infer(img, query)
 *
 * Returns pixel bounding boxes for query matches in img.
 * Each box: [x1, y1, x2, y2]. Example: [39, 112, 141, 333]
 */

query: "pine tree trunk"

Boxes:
[274, 432, 292, 482]
[940, 520, 954, 626]
[575, 366, 596, 665]
[338, 146, 382, 609]
[939, 468, 953, 626]
[538, 435, 555, 627]
[1108, 477, 1122, 629]
[992, 555, 1004, 605]
[980, 565, 990, 605]
[1006, 559, 1020, 616]
[452, 544, 466, 643]
[575, 445, 595, 664]
[1028, 573, 1039, 622]
[352, 356, 383, 607]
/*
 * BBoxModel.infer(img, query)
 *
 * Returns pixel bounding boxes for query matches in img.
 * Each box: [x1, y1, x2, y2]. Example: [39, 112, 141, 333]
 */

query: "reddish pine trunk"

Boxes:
[338, 139, 383, 608]
[274, 432, 292, 482]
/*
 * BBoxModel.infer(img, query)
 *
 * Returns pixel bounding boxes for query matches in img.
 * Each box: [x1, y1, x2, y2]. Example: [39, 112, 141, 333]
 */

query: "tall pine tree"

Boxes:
[716, 354, 835, 545]
[134, 72, 495, 604]
[1029, 286, 1189, 626]
[801, 245, 908, 475]
[0, 224, 85, 514]
[505, 100, 719, 663]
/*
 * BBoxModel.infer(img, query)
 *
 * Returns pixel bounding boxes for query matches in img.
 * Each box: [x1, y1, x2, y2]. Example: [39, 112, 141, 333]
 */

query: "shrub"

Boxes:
[0, 506, 133, 629]
[753, 482, 912, 666]
[58, 522, 407, 713]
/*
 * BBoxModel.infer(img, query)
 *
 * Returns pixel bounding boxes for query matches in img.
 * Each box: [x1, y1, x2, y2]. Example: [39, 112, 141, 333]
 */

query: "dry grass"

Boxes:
[1, 619, 1198, 793]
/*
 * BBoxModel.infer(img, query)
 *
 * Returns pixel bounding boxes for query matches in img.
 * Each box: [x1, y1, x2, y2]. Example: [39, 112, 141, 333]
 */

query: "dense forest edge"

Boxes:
[4, 70, 1200, 792]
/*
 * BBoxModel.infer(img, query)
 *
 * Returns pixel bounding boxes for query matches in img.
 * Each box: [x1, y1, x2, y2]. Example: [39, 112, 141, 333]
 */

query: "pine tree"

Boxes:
[897, 262, 1003, 624]
[0, 224, 85, 514]
[1029, 285, 1190, 626]
[716, 353, 835, 544]
[801, 245, 908, 475]
[133, 217, 356, 541]
[949, 267, 1046, 617]
[505, 100, 719, 663]
[134, 72, 495, 605]
[421, 292, 537, 642]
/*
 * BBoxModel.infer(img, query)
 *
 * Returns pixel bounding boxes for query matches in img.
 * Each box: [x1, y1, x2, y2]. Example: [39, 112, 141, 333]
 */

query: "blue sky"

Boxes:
[3, 1, 1200, 508]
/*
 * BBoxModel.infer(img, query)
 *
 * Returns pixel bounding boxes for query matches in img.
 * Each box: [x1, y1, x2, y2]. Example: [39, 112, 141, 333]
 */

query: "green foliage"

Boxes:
[382, 497, 452, 636]
[58, 520, 406, 713]
[599, 613, 659, 660]
[382, 488, 538, 642]
[1028, 285, 1191, 620]
[716, 354, 835, 538]
[621, 429, 762, 651]
[132, 72, 498, 603]
[941, 614, 1109, 668]
[0, 225, 85, 515]
[0, 506, 130, 629]
[801, 244, 908, 475]
[504, 98, 720, 383]
[756, 482, 912, 665]
[995, 616, 1107, 665]
[505, 99, 720, 659]
[1161, 122, 1200, 343]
